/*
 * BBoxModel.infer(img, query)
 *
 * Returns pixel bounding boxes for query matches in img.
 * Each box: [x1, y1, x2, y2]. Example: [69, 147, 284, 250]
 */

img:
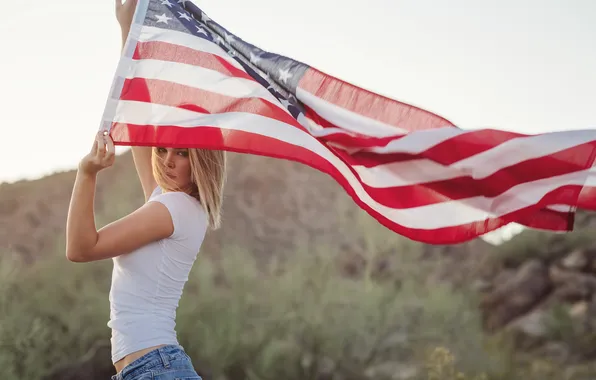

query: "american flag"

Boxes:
[101, 0, 596, 244]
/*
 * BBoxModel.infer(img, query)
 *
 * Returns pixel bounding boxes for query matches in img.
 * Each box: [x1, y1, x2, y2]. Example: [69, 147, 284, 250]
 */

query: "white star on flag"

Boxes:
[196, 26, 209, 36]
[278, 68, 292, 83]
[155, 13, 172, 24]
[178, 11, 192, 21]
[279, 98, 292, 109]
[249, 52, 262, 65]
[160, 0, 173, 6]
[224, 33, 235, 44]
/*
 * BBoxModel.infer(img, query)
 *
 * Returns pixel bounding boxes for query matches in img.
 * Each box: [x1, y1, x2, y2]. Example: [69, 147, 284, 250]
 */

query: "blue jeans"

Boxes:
[111, 345, 202, 380]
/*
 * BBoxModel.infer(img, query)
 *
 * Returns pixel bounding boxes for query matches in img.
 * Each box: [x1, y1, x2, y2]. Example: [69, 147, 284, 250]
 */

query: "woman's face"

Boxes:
[155, 147, 192, 190]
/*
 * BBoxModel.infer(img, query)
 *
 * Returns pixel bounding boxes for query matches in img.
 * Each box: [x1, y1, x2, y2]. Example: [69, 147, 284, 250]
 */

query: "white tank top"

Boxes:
[107, 186, 207, 364]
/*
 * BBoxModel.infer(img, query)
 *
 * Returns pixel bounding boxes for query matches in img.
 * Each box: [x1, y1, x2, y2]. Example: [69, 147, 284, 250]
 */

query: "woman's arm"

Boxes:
[116, 0, 157, 202]
[66, 133, 174, 263]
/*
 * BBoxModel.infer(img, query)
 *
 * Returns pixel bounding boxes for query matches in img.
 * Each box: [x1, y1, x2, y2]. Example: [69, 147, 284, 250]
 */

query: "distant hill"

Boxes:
[0, 150, 452, 264]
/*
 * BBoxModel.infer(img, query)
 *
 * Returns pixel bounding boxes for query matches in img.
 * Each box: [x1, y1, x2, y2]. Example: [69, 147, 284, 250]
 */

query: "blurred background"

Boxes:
[2, 149, 596, 380]
[1, 0, 595, 379]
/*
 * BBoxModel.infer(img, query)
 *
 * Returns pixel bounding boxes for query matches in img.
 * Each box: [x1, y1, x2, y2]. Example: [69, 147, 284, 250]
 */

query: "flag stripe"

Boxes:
[138, 25, 243, 69]
[299, 67, 457, 131]
[120, 77, 305, 130]
[134, 40, 254, 82]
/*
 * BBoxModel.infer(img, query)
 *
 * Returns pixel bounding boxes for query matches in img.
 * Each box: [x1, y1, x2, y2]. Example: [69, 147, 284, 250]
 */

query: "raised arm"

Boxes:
[66, 133, 173, 263]
[116, 0, 157, 202]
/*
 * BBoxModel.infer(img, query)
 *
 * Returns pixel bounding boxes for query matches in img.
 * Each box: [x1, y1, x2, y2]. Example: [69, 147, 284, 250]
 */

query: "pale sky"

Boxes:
[1, 0, 595, 185]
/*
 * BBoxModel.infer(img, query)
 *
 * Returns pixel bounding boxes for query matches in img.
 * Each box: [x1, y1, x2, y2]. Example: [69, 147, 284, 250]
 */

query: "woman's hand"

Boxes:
[79, 131, 116, 176]
[115, 0, 137, 33]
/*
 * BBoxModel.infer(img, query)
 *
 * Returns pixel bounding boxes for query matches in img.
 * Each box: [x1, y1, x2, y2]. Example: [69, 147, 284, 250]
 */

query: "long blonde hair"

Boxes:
[152, 148, 227, 230]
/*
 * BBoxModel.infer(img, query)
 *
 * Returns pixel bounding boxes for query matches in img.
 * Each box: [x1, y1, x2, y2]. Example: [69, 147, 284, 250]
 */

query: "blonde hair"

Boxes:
[152, 148, 227, 230]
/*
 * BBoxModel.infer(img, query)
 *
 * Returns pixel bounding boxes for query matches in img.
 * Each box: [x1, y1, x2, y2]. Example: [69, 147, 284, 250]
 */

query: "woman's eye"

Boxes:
[157, 148, 167, 154]
[178, 151, 189, 157]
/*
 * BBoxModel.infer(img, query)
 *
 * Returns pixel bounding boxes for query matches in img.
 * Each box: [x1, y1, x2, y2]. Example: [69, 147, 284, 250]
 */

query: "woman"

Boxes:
[66, 3, 226, 378]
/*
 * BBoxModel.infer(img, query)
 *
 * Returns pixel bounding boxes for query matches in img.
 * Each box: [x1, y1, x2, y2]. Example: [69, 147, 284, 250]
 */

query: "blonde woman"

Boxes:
[66, 2, 226, 376]
[67, 133, 224, 380]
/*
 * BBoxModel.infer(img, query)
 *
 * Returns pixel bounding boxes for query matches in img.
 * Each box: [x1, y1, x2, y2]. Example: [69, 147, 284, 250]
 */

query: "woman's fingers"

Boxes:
[80, 131, 116, 175]
[104, 134, 116, 163]
[96, 133, 107, 158]
[91, 131, 105, 154]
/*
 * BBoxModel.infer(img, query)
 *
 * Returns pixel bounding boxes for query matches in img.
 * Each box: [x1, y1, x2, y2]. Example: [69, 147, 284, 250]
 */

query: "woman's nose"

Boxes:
[164, 153, 175, 168]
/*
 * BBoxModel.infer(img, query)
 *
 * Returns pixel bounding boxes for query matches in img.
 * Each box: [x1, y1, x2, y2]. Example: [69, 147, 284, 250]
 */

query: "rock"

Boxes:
[561, 249, 588, 270]
[507, 308, 548, 338]
[364, 362, 419, 380]
[550, 265, 596, 296]
[550, 283, 591, 303]
[471, 278, 492, 293]
[569, 301, 589, 319]
[481, 260, 552, 331]
[492, 269, 516, 287]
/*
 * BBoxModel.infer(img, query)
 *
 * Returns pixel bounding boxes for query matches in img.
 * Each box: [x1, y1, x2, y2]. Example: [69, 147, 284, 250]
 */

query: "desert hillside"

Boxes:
[1, 150, 596, 380]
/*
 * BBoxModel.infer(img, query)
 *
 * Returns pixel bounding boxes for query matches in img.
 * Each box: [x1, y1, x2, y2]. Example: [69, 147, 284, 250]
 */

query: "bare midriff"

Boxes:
[114, 344, 168, 374]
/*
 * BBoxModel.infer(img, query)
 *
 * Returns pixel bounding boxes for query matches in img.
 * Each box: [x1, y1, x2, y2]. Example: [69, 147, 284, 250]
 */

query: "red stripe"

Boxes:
[120, 77, 305, 131]
[299, 67, 456, 132]
[516, 207, 573, 231]
[108, 123, 586, 244]
[133, 41, 254, 82]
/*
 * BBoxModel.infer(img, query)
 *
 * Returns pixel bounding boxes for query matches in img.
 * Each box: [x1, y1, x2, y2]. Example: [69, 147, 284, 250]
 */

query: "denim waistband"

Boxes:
[112, 344, 186, 380]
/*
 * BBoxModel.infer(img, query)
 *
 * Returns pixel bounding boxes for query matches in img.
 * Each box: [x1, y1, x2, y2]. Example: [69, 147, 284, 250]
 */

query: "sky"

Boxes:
[1, 0, 594, 184]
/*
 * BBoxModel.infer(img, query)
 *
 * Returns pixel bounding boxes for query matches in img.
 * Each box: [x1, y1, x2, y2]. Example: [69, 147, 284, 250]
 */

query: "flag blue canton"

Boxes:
[143, 0, 308, 120]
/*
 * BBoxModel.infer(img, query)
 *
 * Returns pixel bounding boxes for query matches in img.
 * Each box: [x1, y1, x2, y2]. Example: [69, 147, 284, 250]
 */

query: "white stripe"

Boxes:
[116, 58, 291, 117]
[138, 25, 244, 70]
[296, 88, 410, 138]
[359, 127, 466, 154]
[107, 101, 595, 230]
[353, 159, 462, 188]
[301, 115, 363, 138]
[546, 204, 572, 212]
